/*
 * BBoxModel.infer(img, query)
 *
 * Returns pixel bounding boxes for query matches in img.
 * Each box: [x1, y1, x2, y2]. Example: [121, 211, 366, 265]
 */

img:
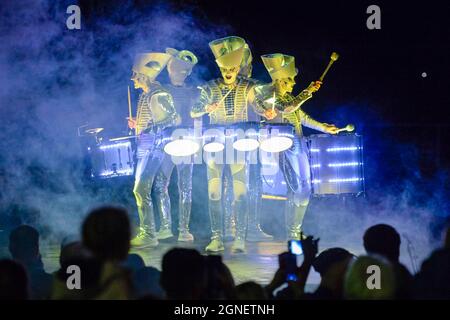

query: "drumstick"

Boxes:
[271, 92, 276, 112]
[127, 86, 132, 119]
[336, 124, 355, 133]
[128, 86, 134, 135]
[218, 88, 233, 105]
[319, 52, 339, 82]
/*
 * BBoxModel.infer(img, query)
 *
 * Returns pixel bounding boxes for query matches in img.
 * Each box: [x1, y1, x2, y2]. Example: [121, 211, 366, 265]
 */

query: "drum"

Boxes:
[307, 133, 364, 196]
[230, 122, 260, 152]
[261, 161, 288, 200]
[202, 124, 227, 153]
[162, 125, 201, 157]
[201, 122, 261, 154]
[259, 123, 295, 153]
[88, 139, 135, 178]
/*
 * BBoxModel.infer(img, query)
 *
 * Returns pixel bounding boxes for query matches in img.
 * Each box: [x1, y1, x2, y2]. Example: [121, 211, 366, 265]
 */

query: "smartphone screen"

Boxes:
[288, 240, 303, 255]
[279, 252, 298, 282]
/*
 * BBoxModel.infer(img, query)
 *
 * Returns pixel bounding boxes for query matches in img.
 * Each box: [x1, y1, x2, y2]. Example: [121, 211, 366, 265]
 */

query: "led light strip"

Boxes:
[99, 142, 131, 150]
[326, 146, 362, 152]
[328, 162, 362, 167]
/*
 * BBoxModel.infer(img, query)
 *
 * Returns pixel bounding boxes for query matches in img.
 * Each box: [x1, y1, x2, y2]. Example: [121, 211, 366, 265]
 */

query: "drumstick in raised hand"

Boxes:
[336, 124, 355, 133]
[319, 52, 339, 82]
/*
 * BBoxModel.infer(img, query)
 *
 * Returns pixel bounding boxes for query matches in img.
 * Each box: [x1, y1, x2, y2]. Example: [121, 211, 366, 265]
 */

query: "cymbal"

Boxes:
[85, 128, 104, 134]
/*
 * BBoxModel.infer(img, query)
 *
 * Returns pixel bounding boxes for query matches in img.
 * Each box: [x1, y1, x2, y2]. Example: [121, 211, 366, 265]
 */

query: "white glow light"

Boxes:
[203, 142, 225, 153]
[164, 139, 200, 157]
[326, 146, 361, 152]
[312, 179, 322, 184]
[311, 164, 321, 168]
[99, 142, 131, 150]
[100, 169, 134, 176]
[328, 178, 363, 183]
[310, 148, 320, 153]
[260, 137, 293, 153]
[328, 162, 362, 167]
[232, 138, 260, 152]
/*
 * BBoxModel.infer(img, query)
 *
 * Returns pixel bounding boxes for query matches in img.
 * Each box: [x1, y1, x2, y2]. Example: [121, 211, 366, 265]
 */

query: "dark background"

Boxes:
[1, 0, 449, 240]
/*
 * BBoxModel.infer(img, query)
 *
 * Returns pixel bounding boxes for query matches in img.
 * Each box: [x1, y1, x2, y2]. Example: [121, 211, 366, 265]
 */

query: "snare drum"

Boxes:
[230, 122, 260, 152]
[88, 139, 135, 178]
[162, 125, 201, 157]
[307, 133, 364, 196]
[259, 123, 295, 153]
[201, 122, 261, 154]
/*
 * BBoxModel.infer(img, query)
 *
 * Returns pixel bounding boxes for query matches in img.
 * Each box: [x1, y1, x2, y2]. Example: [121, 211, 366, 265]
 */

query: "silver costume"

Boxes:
[133, 84, 179, 244]
[192, 75, 258, 251]
[254, 83, 328, 239]
[153, 83, 199, 240]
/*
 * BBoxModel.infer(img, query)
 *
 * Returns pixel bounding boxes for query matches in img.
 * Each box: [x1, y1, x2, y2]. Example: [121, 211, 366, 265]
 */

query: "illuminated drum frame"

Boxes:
[89, 139, 135, 178]
[307, 133, 365, 196]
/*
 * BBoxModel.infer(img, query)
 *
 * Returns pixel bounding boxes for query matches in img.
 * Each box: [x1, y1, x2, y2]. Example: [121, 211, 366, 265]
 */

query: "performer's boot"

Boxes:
[131, 204, 158, 248]
[231, 198, 248, 253]
[286, 202, 308, 240]
[205, 200, 224, 252]
[178, 199, 194, 242]
[246, 195, 273, 242]
[156, 194, 174, 240]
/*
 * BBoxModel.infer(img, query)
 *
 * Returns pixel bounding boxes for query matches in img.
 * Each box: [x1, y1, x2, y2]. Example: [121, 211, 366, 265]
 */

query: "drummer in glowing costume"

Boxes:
[128, 52, 179, 247]
[153, 48, 199, 242]
[191, 36, 264, 253]
[254, 53, 339, 240]
[222, 44, 273, 241]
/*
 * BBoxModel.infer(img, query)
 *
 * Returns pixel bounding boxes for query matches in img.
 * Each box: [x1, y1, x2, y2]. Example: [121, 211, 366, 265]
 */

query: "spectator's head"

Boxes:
[59, 241, 91, 269]
[313, 248, 354, 299]
[0, 259, 29, 299]
[236, 281, 267, 300]
[123, 253, 146, 273]
[161, 248, 207, 299]
[344, 255, 396, 300]
[313, 248, 354, 277]
[82, 206, 131, 262]
[204, 255, 236, 299]
[134, 266, 164, 298]
[9, 225, 40, 264]
[363, 224, 401, 262]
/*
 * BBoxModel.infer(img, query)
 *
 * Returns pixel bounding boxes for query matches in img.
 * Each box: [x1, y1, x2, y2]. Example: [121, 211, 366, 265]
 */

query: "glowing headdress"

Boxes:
[239, 43, 253, 77]
[209, 36, 246, 68]
[132, 52, 171, 80]
[166, 48, 198, 74]
[261, 53, 298, 81]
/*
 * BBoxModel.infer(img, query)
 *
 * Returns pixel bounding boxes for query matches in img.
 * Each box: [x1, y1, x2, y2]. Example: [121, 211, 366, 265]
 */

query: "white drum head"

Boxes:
[164, 139, 200, 157]
[260, 136, 293, 153]
[232, 138, 259, 152]
[203, 142, 225, 153]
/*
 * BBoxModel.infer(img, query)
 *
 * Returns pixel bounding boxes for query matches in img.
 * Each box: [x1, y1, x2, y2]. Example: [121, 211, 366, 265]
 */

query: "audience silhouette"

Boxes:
[1, 208, 448, 300]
